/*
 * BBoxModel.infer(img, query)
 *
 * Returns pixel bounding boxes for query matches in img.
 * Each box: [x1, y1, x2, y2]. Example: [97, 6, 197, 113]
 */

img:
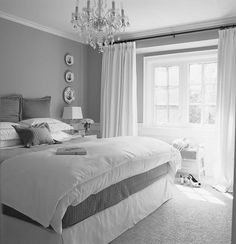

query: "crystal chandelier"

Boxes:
[71, 0, 130, 52]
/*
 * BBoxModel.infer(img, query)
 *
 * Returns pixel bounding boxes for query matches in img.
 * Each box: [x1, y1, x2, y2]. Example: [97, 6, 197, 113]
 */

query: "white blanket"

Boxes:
[1, 136, 181, 234]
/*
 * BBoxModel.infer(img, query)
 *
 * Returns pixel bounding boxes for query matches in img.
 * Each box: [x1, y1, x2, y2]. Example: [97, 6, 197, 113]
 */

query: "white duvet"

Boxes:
[1, 136, 181, 234]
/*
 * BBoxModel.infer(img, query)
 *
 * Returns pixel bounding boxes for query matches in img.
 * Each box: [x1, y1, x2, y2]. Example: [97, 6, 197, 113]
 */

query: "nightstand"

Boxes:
[178, 145, 205, 180]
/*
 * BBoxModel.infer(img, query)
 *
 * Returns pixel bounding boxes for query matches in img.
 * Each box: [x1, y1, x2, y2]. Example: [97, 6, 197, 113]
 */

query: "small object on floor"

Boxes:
[183, 176, 190, 185]
[179, 175, 189, 185]
[180, 175, 184, 184]
[187, 174, 201, 187]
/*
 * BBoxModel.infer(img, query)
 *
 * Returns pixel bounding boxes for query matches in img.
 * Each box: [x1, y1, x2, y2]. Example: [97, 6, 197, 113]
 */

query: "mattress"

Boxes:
[2, 162, 169, 229]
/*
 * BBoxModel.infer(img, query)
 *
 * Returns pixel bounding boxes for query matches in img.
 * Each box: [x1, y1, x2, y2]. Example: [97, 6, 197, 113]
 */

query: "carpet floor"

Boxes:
[111, 182, 233, 244]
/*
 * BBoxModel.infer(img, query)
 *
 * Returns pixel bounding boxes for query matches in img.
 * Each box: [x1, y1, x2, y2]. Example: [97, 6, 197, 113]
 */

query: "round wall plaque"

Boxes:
[65, 54, 74, 66]
[65, 71, 74, 83]
[63, 86, 75, 104]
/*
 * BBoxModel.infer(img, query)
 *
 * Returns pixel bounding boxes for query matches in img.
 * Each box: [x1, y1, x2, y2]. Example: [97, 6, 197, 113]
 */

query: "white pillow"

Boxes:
[0, 122, 20, 140]
[20, 118, 73, 133]
[0, 122, 20, 129]
[51, 131, 73, 142]
[0, 122, 22, 148]
[0, 139, 22, 149]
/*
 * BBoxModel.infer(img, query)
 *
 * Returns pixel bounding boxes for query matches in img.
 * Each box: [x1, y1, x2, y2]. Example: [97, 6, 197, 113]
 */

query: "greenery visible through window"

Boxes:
[154, 66, 180, 124]
[189, 63, 217, 124]
[144, 51, 217, 127]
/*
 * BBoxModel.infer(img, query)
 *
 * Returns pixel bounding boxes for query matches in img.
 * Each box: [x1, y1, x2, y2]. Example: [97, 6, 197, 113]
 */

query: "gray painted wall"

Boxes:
[0, 18, 88, 119]
[87, 48, 102, 122]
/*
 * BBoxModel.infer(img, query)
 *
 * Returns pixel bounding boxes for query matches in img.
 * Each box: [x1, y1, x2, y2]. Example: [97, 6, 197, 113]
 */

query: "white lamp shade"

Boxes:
[62, 106, 83, 120]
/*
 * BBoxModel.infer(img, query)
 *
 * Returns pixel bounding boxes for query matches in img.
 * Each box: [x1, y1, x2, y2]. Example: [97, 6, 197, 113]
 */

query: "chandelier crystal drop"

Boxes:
[71, 0, 130, 52]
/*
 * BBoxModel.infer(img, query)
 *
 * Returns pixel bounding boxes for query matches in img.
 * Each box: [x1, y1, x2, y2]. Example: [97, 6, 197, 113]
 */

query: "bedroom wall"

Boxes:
[87, 48, 102, 122]
[0, 17, 88, 119]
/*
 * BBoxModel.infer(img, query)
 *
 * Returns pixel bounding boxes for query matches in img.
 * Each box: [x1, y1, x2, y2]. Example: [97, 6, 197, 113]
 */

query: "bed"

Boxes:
[0, 95, 181, 244]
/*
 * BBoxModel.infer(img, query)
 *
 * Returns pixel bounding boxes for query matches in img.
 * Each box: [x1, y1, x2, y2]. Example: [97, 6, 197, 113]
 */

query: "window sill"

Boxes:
[138, 123, 217, 138]
[141, 123, 216, 130]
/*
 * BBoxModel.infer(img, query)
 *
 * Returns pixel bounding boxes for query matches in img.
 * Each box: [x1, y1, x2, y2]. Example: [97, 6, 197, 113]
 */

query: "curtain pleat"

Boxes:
[100, 42, 137, 138]
[214, 28, 236, 192]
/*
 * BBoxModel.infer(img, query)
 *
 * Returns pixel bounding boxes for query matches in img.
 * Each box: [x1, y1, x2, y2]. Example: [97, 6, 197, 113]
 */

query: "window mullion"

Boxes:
[151, 66, 155, 126]
[201, 64, 205, 125]
[167, 67, 170, 122]
[180, 63, 188, 124]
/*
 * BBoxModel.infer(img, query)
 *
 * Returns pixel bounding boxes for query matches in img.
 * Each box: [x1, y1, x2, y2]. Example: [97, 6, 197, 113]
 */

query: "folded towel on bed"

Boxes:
[56, 147, 87, 155]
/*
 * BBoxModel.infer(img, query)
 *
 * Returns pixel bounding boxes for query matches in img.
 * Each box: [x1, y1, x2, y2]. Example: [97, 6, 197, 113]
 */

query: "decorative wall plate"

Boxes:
[65, 54, 74, 66]
[63, 86, 75, 104]
[65, 71, 74, 83]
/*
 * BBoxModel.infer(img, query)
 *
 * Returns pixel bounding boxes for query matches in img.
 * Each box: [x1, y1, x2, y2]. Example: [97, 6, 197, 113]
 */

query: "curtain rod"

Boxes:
[114, 24, 236, 44]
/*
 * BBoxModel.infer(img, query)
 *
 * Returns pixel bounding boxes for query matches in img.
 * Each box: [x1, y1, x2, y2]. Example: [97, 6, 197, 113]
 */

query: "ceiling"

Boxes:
[0, 0, 236, 42]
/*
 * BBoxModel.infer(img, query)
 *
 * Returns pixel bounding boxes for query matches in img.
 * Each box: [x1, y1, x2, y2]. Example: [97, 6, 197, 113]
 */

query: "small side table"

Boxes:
[178, 145, 205, 180]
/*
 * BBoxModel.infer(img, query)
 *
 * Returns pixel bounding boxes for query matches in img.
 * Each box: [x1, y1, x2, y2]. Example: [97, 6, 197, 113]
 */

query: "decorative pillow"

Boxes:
[12, 123, 54, 148]
[0, 122, 22, 148]
[0, 95, 22, 122]
[20, 118, 73, 133]
[22, 96, 51, 119]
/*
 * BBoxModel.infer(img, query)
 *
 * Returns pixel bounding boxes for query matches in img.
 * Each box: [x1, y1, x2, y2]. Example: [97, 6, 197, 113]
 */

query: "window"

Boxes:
[144, 50, 217, 127]
[189, 63, 217, 125]
[154, 66, 180, 124]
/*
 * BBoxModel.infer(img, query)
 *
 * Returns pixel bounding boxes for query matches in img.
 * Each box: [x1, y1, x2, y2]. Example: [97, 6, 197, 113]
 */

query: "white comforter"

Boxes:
[1, 136, 181, 234]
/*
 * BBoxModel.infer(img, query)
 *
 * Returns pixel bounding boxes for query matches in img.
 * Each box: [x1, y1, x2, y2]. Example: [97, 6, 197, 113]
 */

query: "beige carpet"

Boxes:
[111, 182, 232, 244]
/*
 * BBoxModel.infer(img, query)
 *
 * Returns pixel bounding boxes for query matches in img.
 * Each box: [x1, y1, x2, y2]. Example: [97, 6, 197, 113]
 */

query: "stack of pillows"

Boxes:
[0, 95, 73, 148]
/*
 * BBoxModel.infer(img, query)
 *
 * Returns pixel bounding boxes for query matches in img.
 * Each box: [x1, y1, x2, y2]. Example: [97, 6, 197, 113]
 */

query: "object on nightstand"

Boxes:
[81, 118, 94, 133]
[62, 106, 83, 134]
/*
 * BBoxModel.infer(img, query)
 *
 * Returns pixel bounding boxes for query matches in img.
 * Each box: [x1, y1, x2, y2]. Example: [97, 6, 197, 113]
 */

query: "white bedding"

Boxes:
[1, 136, 181, 234]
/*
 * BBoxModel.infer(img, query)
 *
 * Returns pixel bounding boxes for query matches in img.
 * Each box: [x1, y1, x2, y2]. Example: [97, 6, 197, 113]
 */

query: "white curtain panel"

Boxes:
[214, 28, 236, 192]
[100, 42, 137, 138]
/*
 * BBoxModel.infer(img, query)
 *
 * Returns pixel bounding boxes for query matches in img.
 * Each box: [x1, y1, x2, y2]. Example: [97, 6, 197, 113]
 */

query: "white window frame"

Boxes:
[143, 50, 217, 129]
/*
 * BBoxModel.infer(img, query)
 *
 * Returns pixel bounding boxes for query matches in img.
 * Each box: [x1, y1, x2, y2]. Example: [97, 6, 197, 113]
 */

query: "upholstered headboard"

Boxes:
[0, 94, 22, 122]
[0, 95, 51, 122]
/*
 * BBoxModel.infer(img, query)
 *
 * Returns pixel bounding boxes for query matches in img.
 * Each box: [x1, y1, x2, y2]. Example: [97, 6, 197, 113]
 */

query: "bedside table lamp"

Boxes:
[62, 106, 83, 133]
